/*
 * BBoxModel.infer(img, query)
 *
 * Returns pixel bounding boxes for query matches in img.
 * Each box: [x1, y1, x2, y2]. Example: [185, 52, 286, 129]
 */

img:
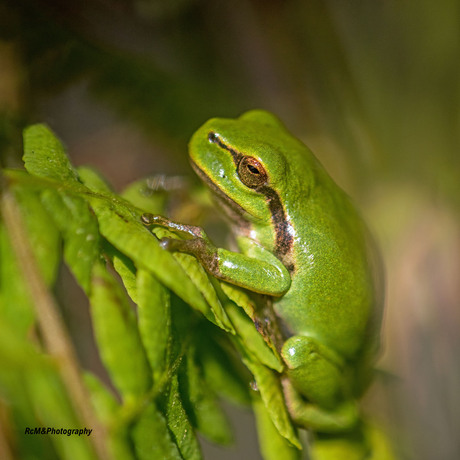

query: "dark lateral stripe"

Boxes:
[259, 185, 294, 261]
[208, 132, 295, 267]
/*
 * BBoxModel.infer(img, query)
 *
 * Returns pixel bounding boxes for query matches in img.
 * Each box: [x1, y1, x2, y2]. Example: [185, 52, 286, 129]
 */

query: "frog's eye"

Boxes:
[237, 156, 268, 188]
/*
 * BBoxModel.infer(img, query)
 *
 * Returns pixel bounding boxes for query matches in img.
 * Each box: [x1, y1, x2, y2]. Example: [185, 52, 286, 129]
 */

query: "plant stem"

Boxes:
[1, 185, 110, 460]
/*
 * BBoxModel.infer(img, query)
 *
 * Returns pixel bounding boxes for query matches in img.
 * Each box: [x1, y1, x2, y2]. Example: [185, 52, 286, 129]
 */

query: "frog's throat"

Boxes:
[194, 135, 295, 270]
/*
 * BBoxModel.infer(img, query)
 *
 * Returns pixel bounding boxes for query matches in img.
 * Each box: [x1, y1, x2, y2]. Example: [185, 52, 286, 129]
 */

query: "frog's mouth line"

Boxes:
[189, 159, 252, 229]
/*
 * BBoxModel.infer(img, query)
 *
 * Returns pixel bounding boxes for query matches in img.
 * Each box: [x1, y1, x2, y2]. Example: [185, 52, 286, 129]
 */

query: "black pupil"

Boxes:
[247, 164, 259, 174]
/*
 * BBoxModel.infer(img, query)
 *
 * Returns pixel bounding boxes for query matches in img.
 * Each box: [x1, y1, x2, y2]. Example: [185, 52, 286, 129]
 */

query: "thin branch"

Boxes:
[1, 186, 110, 460]
[0, 401, 14, 460]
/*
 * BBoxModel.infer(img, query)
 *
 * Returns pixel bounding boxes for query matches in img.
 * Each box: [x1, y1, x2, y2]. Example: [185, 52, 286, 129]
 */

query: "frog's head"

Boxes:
[188, 110, 317, 227]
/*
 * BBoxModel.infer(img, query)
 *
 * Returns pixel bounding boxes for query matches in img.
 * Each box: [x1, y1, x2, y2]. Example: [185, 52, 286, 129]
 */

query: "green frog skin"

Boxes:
[142, 110, 384, 456]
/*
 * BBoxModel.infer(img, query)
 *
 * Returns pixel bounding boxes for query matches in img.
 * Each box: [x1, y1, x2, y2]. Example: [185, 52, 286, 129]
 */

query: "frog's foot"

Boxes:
[141, 214, 218, 275]
[141, 213, 209, 240]
[281, 335, 359, 432]
[282, 377, 359, 433]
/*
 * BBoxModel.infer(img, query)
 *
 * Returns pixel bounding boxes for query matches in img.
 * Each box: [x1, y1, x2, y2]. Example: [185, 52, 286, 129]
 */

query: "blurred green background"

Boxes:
[1, 0, 459, 459]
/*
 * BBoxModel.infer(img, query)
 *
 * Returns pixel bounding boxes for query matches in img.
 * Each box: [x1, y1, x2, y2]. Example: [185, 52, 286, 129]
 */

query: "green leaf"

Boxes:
[23, 124, 80, 184]
[40, 189, 99, 293]
[131, 402, 182, 460]
[13, 187, 61, 286]
[111, 248, 139, 305]
[77, 166, 114, 194]
[150, 225, 234, 332]
[137, 268, 171, 383]
[79, 167, 212, 327]
[198, 332, 251, 407]
[89, 261, 151, 402]
[252, 395, 302, 460]
[225, 302, 283, 373]
[180, 346, 233, 445]
[7, 161, 229, 331]
[166, 247, 234, 333]
[83, 372, 119, 425]
[21, 125, 100, 292]
[86, 195, 213, 322]
[4, 168, 85, 195]
[164, 374, 202, 460]
[221, 282, 257, 320]
[221, 282, 281, 360]
[242, 355, 301, 450]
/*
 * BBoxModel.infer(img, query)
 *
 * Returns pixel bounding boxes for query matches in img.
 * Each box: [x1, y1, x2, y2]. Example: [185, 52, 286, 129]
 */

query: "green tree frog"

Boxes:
[142, 110, 383, 451]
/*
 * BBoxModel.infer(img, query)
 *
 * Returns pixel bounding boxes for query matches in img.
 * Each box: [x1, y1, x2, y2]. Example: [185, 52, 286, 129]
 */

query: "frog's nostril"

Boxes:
[208, 131, 219, 143]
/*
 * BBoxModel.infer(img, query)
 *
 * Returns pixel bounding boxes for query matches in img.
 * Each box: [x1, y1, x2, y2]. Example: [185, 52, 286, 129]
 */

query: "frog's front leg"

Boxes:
[281, 335, 359, 432]
[142, 213, 291, 296]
